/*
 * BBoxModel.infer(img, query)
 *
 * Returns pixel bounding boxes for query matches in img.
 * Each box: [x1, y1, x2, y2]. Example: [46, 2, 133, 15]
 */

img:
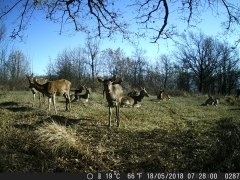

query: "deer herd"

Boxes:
[26, 74, 237, 127]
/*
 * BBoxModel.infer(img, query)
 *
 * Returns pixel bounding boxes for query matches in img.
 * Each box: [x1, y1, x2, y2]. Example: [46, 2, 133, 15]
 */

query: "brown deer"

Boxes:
[201, 95, 220, 106]
[26, 74, 48, 107]
[157, 90, 170, 101]
[32, 77, 71, 114]
[97, 76, 124, 127]
[121, 87, 149, 107]
[100, 75, 123, 98]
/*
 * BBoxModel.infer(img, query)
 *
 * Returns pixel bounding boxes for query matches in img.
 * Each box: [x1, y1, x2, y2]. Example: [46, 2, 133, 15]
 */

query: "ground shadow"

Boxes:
[0, 101, 19, 107]
[229, 108, 240, 111]
[13, 124, 36, 130]
[0, 101, 34, 112]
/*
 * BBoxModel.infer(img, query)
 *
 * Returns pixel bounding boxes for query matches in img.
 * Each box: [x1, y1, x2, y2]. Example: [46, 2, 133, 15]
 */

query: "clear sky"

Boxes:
[1, 1, 239, 75]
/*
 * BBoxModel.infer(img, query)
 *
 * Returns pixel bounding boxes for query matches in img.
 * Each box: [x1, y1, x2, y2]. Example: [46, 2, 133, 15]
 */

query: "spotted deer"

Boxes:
[26, 74, 48, 107]
[32, 77, 71, 114]
[97, 76, 124, 127]
[121, 87, 149, 107]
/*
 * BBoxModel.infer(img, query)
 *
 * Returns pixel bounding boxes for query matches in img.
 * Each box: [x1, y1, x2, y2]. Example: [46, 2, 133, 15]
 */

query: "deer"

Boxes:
[32, 77, 71, 114]
[157, 90, 170, 101]
[71, 86, 91, 103]
[100, 75, 123, 98]
[70, 85, 86, 101]
[26, 74, 48, 107]
[201, 95, 220, 106]
[127, 89, 140, 97]
[121, 87, 149, 107]
[97, 76, 124, 127]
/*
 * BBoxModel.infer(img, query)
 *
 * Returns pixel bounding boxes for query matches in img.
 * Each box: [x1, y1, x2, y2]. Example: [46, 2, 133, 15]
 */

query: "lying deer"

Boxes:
[33, 77, 71, 114]
[157, 90, 170, 101]
[201, 95, 220, 106]
[26, 74, 48, 107]
[71, 86, 91, 102]
[127, 89, 140, 97]
[121, 87, 149, 107]
[98, 76, 124, 127]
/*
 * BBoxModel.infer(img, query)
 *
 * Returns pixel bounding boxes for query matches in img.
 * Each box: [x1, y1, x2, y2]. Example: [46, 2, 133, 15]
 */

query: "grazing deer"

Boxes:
[157, 90, 170, 101]
[26, 74, 48, 107]
[235, 89, 240, 100]
[97, 76, 124, 127]
[121, 87, 149, 107]
[201, 95, 220, 106]
[71, 86, 91, 102]
[33, 77, 71, 114]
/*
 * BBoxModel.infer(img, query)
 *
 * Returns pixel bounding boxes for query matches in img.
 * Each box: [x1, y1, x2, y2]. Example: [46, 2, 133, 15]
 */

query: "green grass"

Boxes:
[0, 91, 240, 172]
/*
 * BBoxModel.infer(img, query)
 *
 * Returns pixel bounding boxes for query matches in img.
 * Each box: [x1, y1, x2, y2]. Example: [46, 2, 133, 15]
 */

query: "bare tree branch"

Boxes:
[0, 0, 239, 43]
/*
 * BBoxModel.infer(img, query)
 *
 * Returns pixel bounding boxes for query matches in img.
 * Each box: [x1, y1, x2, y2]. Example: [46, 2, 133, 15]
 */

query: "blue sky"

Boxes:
[2, 1, 239, 75]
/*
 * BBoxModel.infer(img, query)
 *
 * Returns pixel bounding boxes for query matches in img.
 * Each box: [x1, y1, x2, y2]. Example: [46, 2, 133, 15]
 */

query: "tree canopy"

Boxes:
[0, 0, 240, 44]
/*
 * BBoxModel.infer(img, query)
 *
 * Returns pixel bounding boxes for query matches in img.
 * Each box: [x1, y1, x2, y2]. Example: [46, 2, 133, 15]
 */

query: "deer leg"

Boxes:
[32, 93, 36, 107]
[67, 92, 71, 110]
[38, 92, 42, 107]
[64, 92, 71, 111]
[41, 93, 46, 105]
[48, 97, 51, 111]
[108, 106, 112, 127]
[52, 95, 57, 114]
[116, 105, 120, 127]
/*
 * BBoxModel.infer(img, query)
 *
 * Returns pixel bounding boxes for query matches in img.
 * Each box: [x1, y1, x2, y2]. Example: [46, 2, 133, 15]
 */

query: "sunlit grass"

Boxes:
[0, 91, 240, 172]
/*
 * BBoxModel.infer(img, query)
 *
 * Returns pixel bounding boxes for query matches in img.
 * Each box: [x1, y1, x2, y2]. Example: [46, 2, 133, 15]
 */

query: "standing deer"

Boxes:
[121, 87, 149, 107]
[32, 77, 71, 114]
[100, 75, 123, 98]
[157, 90, 170, 101]
[97, 76, 124, 127]
[26, 74, 48, 107]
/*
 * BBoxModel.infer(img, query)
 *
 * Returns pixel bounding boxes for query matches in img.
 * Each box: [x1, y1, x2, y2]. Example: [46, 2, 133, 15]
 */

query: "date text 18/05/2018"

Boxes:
[93, 173, 240, 180]
[146, 173, 240, 180]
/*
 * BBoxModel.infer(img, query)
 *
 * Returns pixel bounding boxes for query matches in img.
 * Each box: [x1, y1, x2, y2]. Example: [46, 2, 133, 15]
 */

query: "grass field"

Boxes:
[0, 90, 240, 172]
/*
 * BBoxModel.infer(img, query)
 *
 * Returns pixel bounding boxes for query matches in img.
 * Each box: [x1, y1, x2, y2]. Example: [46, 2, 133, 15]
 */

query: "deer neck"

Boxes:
[33, 80, 49, 96]
[133, 90, 145, 102]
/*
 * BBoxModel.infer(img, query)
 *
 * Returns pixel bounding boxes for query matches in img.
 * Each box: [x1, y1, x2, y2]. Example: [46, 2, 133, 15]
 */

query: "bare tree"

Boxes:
[177, 32, 220, 93]
[49, 47, 88, 86]
[5, 50, 30, 89]
[0, 0, 239, 43]
[215, 42, 240, 95]
[0, 24, 8, 85]
[85, 36, 100, 80]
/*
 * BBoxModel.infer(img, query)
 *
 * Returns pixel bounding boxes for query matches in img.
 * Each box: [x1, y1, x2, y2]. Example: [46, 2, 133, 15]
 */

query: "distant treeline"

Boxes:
[0, 32, 239, 95]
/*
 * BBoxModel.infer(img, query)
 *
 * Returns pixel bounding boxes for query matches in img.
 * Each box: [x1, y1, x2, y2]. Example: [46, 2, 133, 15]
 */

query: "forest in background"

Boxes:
[0, 24, 240, 95]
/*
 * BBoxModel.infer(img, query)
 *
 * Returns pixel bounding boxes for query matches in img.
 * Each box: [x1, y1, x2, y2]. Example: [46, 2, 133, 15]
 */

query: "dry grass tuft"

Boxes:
[34, 121, 81, 154]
